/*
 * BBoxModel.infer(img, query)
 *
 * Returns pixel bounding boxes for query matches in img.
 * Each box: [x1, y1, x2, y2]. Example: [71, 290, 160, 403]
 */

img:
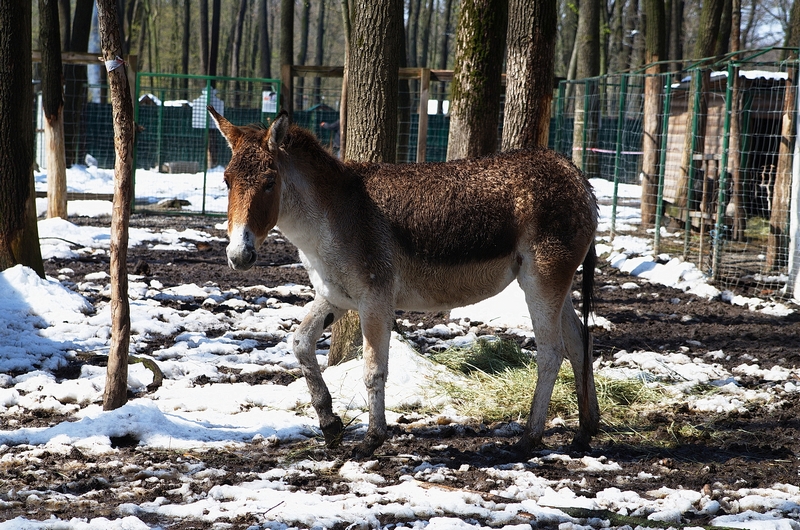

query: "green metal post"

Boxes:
[132, 72, 141, 213]
[555, 81, 566, 155]
[654, 74, 673, 255]
[201, 78, 211, 215]
[581, 79, 591, 174]
[683, 69, 703, 258]
[712, 62, 736, 281]
[156, 88, 165, 171]
[611, 74, 629, 240]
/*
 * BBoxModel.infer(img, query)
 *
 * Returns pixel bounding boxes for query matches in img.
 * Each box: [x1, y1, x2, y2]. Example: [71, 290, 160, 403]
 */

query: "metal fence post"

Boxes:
[654, 73, 673, 255]
[611, 74, 628, 240]
[683, 69, 703, 259]
[712, 62, 736, 281]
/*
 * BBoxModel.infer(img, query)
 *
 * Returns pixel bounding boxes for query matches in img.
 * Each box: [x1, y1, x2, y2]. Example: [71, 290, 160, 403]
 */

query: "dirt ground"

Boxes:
[9, 213, 800, 527]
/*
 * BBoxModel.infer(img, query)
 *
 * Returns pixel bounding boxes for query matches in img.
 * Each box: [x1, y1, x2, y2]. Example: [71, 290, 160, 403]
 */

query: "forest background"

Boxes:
[33, 0, 794, 95]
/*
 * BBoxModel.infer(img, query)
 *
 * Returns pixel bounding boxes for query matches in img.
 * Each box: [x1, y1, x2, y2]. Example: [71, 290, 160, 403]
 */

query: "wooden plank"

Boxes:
[36, 191, 115, 202]
[32, 51, 101, 64]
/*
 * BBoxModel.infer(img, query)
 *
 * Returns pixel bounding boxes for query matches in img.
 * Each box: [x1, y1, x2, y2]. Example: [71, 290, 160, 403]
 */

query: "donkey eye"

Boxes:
[263, 175, 276, 192]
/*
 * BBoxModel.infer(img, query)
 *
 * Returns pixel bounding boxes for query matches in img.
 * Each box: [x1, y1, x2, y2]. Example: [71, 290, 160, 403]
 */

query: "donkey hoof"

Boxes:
[321, 417, 344, 448]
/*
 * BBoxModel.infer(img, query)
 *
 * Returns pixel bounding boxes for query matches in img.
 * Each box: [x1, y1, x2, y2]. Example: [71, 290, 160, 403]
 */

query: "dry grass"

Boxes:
[431, 339, 664, 427]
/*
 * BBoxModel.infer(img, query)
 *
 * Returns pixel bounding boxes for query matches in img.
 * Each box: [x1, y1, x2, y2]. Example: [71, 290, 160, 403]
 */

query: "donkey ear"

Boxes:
[207, 105, 242, 149]
[267, 110, 289, 152]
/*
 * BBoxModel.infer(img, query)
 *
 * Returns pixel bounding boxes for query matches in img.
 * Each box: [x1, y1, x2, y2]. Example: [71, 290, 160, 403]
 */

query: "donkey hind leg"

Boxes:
[352, 301, 394, 459]
[515, 273, 571, 455]
[561, 298, 600, 450]
[293, 297, 348, 447]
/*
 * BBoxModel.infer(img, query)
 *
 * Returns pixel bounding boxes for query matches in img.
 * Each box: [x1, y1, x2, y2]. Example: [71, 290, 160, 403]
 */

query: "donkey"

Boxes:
[208, 107, 600, 459]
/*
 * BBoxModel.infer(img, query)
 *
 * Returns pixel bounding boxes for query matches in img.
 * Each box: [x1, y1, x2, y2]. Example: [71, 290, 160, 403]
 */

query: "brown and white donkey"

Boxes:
[208, 107, 600, 459]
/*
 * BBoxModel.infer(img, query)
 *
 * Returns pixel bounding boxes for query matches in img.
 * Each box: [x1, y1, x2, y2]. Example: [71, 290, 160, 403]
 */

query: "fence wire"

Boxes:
[554, 60, 796, 299]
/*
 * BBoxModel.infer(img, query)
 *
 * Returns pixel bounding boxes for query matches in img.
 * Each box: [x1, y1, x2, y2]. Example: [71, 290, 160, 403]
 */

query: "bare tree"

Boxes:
[640, 0, 666, 228]
[571, 0, 601, 172]
[313, 0, 326, 104]
[0, 0, 44, 277]
[40, 0, 68, 220]
[765, 0, 800, 269]
[329, 0, 403, 366]
[502, 0, 557, 150]
[729, 0, 746, 241]
[446, 0, 508, 159]
[436, 0, 454, 114]
[96, 0, 135, 411]
[295, 0, 311, 110]
[418, 0, 435, 66]
[280, 0, 293, 114]
[258, 0, 272, 79]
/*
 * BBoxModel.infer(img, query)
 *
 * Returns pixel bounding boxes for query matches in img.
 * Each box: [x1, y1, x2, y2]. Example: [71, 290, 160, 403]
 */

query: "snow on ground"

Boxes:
[0, 168, 796, 528]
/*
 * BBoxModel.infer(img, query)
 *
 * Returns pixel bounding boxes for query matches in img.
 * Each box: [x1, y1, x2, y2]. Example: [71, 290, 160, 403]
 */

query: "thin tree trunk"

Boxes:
[200, 0, 209, 74]
[58, 0, 71, 49]
[729, 0, 745, 241]
[330, 0, 402, 367]
[571, 0, 600, 172]
[447, 0, 508, 159]
[418, 0, 434, 66]
[674, 0, 724, 210]
[258, 0, 271, 79]
[209, 0, 222, 77]
[296, 0, 311, 110]
[182, 0, 190, 86]
[40, 0, 68, 220]
[766, 70, 796, 270]
[640, 0, 666, 228]
[97, 0, 135, 411]
[231, 0, 248, 105]
[436, 0, 454, 114]
[668, 0, 683, 72]
[313, 0, 325, 105]
[0, 0, 44, 277]
[280, 0, 293, 114]
[502, 0, 555, 150]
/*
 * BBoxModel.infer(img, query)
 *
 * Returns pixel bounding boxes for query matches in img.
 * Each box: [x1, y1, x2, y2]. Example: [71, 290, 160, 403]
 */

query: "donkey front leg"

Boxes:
[294, 297, 347, 447]
[352, 302, 394, 459]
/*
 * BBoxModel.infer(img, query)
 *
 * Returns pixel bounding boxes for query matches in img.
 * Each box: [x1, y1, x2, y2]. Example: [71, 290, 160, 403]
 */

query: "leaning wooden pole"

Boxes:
[97, 0, 134, 411]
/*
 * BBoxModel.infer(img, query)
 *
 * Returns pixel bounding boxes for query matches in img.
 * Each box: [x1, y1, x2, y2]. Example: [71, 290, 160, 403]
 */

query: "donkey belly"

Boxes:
[394, 254, 520, 312]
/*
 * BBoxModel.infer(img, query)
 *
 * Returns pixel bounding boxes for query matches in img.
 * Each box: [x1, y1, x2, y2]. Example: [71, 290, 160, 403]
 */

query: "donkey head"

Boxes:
[208, 106, 289, 270]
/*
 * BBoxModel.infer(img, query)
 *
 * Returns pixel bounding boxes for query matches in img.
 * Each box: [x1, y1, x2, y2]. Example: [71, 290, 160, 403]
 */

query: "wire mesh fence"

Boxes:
[553, 57, 798, 299]
[32, 53, 799, 300]
[133, 73, 281, 214]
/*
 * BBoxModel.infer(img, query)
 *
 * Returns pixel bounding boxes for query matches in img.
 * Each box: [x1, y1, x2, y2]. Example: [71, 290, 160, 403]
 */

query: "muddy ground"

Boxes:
[4, 213, 799, 528]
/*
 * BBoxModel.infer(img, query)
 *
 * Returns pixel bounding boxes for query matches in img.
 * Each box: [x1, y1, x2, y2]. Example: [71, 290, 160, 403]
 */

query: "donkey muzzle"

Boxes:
[227, 224, 258, 270]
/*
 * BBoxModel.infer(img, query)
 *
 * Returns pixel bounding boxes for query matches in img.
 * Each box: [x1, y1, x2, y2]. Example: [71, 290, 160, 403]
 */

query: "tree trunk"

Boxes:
[209, 0, 222, 77]
[58, 0, 71, 49]
[447, 0, 507, 160]
[313, 0, 326, 105]
[97, 0, 135, 411]
[330, 0, 402, 366]
[407, 0, 422, 67]
[436, 0, 454, 114]
[640, 0, 666, 228]
[715, 0, 733, 57]
[571, 0, 601, 172]
[0, 0, 44, 277]
[557, 0, 578, 78]
[295, 0, 311, 110]
[231, 0, 248, 105]
[502, 0, 556, 150]
[345, 0, 401, 163]
[63, 0, 93, 167]
[418, 0, 434, 66]
[766, 69, 796, 270]
[668, 0, 684, 72]
[258, 0, 271, 79]
[200, 0, 210, 74]
[729, 0, 746, 241]
[40, 0, 68, 220]
[674, 0, 724, 210]
[280, 0, 294, 114]
[182, 0, 190, 84]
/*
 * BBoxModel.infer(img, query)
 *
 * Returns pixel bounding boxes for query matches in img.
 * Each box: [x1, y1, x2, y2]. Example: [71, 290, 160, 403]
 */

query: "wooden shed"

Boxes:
[661, 70, 788, 224]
